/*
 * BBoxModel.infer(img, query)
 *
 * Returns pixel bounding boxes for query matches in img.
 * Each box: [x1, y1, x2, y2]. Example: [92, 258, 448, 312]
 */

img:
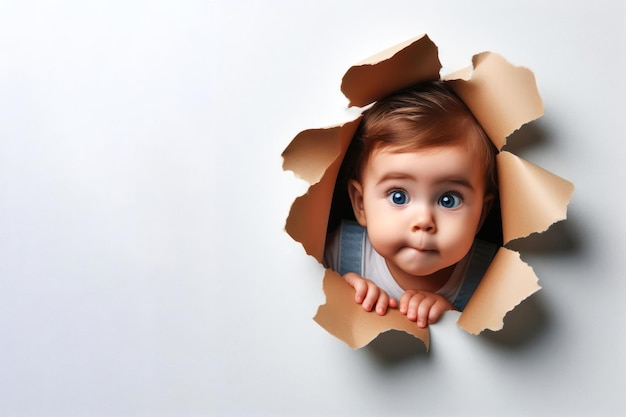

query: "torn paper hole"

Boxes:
[282, 34, 574, 350]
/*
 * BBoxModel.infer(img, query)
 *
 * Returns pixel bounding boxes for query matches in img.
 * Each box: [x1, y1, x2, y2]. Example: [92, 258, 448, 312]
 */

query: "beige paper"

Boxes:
[446, 52, 545, 150]
[497, 151, 575, 245]
[457, 247, 541, 334]
[283, 120, 360, 261]
[341, 34, 441, 108]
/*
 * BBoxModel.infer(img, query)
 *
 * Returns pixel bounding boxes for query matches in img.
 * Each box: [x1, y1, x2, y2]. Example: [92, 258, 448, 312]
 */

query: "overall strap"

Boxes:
[338, 220, 366, 276]
[453, 240, 499, 311]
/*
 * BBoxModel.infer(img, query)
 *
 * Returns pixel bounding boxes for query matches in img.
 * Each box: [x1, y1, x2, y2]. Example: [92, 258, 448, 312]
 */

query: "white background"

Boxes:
[0, 1, 624, 416]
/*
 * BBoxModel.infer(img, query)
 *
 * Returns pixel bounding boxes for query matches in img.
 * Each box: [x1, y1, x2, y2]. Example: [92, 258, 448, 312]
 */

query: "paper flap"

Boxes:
[282, 127, 344, 185]
[341, 34, 441, 108]
[457, 247, 541, 334]
[447, 52, 544, 150]
[314, 269, 430, 349]
[498, 151, 575, 244]
[284, 119, 361, 262]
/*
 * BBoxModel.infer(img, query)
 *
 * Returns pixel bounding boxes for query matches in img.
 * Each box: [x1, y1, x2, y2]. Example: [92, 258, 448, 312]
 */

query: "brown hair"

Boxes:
[347, 81, 497, 194]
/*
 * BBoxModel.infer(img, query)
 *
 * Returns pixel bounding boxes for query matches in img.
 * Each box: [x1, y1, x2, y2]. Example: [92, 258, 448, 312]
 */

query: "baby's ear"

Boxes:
[478, 193, 495, 232]
[348, 179, 367, 227]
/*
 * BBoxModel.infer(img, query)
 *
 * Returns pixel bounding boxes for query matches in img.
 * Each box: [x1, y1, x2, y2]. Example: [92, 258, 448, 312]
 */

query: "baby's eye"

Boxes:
[388, 190, 409, 206]
[438, 192, 462, 209]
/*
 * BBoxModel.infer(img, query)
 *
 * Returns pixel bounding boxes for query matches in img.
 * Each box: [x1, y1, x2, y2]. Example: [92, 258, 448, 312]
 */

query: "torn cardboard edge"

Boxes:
[282, 34, 574, 350]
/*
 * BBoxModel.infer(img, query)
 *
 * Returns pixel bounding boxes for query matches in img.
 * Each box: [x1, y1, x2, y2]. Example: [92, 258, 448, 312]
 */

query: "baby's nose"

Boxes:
[411, 205, 436, 233]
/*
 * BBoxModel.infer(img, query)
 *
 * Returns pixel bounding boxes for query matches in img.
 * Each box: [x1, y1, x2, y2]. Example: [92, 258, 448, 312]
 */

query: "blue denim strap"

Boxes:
[453, 240, 499, 311]
[339, 220, 366, 276]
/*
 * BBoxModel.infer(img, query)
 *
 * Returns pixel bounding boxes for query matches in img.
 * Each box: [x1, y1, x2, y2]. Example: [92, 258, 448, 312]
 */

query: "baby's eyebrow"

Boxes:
[376, 172, 476, 191]
[374, 172, 416, 187]
[439, 177, 475, 190]
[377, 172, 412, 182]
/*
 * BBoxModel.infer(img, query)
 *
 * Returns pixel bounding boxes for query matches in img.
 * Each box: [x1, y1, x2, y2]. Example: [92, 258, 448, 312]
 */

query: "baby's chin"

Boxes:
[397, 265, 448, 279]
[390, 260, 451, 279]
[401, 246, 469, 267]
[393, 250, 441, 271]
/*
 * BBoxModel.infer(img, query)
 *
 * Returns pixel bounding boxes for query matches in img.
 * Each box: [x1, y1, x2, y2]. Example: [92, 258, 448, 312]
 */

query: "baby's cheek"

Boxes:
[369, 234, 403, 258]
[441, 229, 475, 259]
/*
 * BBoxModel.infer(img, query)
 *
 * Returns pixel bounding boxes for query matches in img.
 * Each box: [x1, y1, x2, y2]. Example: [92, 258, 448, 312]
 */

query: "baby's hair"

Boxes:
[347, 81, 498, 194]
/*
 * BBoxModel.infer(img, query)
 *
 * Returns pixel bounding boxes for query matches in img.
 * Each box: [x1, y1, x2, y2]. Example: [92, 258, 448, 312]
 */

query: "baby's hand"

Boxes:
[343, 272, 398, 316]
[399, 290, 454, 328]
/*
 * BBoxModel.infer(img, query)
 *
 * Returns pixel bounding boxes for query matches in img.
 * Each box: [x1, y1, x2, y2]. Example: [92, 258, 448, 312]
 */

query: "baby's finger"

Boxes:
[344, 273, 368, 304]
[427, 299, 448, 325]
[399, 291, 417, 314]
[416, 297, 436, 328]
[374, 292, 390, 316]
[405, 293, 426, 322]
[361, 282, 380, 312]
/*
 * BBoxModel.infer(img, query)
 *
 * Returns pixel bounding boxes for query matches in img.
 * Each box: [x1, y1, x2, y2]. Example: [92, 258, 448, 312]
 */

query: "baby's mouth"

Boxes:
[406, 245, 437, 253]
[406, 235, 436, 253]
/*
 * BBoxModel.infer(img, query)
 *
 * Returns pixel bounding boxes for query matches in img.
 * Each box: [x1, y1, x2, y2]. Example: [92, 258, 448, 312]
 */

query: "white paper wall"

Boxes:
[0, 1, 624, 416]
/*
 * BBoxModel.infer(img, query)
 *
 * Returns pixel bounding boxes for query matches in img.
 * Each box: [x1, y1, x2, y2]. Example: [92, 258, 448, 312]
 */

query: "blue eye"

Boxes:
[388, 190, 409, 205]
[439, 192, 462, 209]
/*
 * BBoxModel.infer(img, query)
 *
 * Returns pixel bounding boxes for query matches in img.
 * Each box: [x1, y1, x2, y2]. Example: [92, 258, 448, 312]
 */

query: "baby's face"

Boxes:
[350, 144, 490, 281]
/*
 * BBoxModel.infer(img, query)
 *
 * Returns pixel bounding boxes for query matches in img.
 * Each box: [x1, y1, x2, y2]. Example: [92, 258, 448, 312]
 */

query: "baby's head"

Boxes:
[349, 81, 497, 195]
[335, 81, 500, 279]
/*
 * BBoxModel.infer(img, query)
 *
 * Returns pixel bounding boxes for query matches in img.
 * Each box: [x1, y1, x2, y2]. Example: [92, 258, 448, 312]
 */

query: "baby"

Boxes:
[324, 81, 499, 328]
